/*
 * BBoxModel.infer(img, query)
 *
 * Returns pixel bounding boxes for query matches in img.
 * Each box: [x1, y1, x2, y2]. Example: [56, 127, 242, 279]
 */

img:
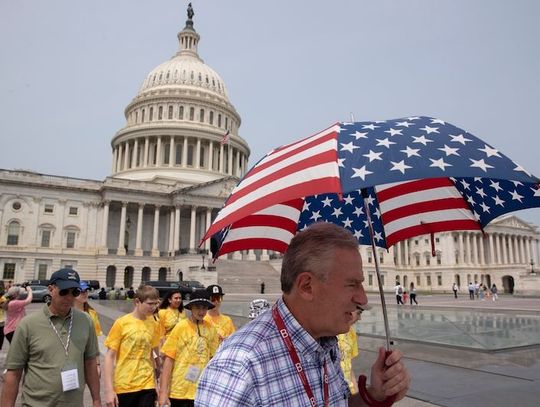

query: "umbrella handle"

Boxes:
[357, 351, 397, 407]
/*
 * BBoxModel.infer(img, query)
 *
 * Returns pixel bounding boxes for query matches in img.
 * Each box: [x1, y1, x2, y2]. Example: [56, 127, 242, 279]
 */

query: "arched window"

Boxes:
[141, 267, 151, 283]
[7, 221, 20, 245]
[158, 106, 163, 120]
[189, 107, 194, 121]
[149, 107, 154, 121]
[218, 114, 222, 128]
[209, 111, 214, 125]
[141, 109, 146, 122]
[168, 105, 173, 119]
[179, 105, 184, 120]
[164, 143, 170, 165]
[199, 108, 205, 123]
[187, 145, 194, 166]
[175, 144, 182, 165]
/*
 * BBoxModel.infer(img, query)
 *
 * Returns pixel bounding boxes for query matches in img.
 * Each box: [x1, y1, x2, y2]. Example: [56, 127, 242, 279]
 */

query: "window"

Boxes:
[379, 252, 384, 264]
[209, 111, 214, 125]
[416, 275, 421, 286]
[437, 275, 442, 286]
[69, 207, 78, 216]
[414, 240, 419, 246]
[44, 204, 54, 214]
[218, 114, 222, 127]
[66, 231, 76, 249]
[168, 105, 173, 119]
[425, 254, 431, 266]
[3, 263, 15, 280]
[142, 109, 146, 122]
[426, 275, 432, 286]
[189, 107, 194, 121]
[225, 116, 228, 129]
[41, 230, 51, 247]
[12, 201, 21, 211]
[415, 254, 420, 266]
[158, 106, 163, 120]
[368, 274, 373, 286]
[424, 238, 428, 244]
[187, 145, 194, 166]
[38, 264, 48, 280]
[175, 144, 182, 165]
[435, 237, 440, 243]
[135, 111, 138, 123]
[179, 105, 184, 119]
[199, 108, 205, 122]
[149, 107, 154, 121]
[437, 254, 442, 265]
[164, 143, 170, 165]
[7, 221, 20, 245]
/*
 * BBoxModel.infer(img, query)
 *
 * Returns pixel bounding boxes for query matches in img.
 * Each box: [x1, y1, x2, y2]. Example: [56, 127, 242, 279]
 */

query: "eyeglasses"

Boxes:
[210, 295, 223, 302]
[59, 287, 81, 297]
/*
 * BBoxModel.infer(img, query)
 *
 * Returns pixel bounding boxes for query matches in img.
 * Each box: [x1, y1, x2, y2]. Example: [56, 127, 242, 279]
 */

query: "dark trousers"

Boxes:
[396, 295, 403, 305]
[117, 389, 156, 407]
[469, 290, 475, 300]
[410, 294, 418, 305]
[0, 327, 4, 350]
[453, 290, 458, 299]
[170, 399, 194, 407]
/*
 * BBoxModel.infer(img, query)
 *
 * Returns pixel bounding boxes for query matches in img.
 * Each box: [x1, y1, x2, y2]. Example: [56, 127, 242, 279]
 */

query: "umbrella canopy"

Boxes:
[203, 116, 540, 258]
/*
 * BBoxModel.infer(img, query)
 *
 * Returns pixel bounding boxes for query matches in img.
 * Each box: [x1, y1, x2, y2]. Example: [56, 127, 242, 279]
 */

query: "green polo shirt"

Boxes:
[5, 304, 99, 407]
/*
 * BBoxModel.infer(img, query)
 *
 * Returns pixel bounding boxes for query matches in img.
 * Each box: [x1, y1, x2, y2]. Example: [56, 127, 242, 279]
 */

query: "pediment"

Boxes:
[487, 215, 538, 233]
[175, 176, 238, 199]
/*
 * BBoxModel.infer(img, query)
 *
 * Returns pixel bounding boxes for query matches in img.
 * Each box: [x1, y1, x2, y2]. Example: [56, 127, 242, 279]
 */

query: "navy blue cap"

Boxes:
[49, 268, 81, 290]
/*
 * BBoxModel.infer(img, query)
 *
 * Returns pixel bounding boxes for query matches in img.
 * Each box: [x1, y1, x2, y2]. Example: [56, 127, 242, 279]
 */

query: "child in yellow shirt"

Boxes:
[104, 285, 161, 406]
[204, 284, 236, 343]
[158, 290, 186, 339]
[158, 291, 219, 407]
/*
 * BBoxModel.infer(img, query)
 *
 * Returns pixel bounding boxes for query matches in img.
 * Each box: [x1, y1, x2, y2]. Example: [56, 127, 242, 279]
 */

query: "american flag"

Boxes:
[204, 117, 540, 257]
[220, 130, 230, 145]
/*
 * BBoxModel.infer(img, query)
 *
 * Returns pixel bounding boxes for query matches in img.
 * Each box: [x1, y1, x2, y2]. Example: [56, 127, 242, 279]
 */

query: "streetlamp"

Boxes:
[530, 259, 536, 275]
[201, 254, 206, 270]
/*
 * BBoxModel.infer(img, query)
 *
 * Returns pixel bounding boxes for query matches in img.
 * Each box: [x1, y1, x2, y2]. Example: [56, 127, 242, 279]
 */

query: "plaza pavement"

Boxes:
[1, 293, 538, 406]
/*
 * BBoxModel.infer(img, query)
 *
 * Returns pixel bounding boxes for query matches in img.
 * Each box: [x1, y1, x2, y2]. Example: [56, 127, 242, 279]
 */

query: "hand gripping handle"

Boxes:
[357, 350, 396, 407]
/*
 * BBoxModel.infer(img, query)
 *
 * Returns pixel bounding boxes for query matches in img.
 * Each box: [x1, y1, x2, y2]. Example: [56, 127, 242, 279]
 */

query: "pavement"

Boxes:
[1, 293, 539, 406]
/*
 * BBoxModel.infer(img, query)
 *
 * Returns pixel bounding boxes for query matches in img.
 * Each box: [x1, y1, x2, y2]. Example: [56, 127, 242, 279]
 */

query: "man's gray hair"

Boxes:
[281, 222, 359, 293]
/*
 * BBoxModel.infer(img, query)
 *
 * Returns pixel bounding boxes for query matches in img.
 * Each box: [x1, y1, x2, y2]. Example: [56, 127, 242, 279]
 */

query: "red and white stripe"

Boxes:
[203, 124, 342, 241]
[376, 178, 481, 246]
[217, 199, 304, 256]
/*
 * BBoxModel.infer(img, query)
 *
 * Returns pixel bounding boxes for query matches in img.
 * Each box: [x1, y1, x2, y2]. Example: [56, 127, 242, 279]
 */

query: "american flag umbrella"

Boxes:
[201, 116, 540, 350]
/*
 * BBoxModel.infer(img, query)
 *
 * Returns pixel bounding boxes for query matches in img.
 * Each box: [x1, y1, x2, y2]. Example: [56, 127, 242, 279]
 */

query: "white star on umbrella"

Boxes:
[385, 128, 403, 136]
[391, 160, 412, 174]
[310, 210, 322, 221]
[342, 217, 353, 228]
[438, 144, 460, 157]
[509, 190, 524, 202]
[532, 187, 540, 197]
[420, 125, 439, 134]
[478, 144, 501, 158]
[431, 118, 446, 125]
[321, 197, 333, 207]
[395, 121, 413, 127]
[449, 134, 472, 144]
[475, 187, 487, 198]
[489, 180, 502, 192]
[350, 131, 368, 140]
[302, 201, 311, 212]
[340, 141, 359, 153]
[362, 124, 379, 130]
[351, 166, 373, 180]
[470, 158, 494, 172]
[479, 202, 491, 213]
[513, 164, 532, 176]
[353, 229, 363, 239]
[332, 207, 343, 218]
[412, 135, 433, 146]
[492, 196, 505, 207]
[353, 206, 364, 216]
[363, 150, 383, 162]
[429, 158, 452, 171]
[460, 179, 471, 190]
[376, 138, 397, 148]
[400, 146, 421, 158]
[343, 195, 355, 205]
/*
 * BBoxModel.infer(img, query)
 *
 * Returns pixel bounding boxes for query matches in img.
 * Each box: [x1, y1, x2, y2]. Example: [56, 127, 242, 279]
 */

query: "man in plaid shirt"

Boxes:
[196, 223, 410, 406]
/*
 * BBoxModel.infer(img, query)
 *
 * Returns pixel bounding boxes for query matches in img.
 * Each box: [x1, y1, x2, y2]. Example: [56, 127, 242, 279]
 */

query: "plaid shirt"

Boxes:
[195, 297, 351, 406]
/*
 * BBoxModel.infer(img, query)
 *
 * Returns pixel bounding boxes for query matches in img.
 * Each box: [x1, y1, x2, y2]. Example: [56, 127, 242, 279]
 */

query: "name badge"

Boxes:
[184, 365, 201, 383]
[61, 364, 79, 392]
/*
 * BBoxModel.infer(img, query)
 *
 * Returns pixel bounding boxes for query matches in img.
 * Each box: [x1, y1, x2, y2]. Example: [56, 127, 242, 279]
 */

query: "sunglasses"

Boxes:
[59, 287, 81, 297]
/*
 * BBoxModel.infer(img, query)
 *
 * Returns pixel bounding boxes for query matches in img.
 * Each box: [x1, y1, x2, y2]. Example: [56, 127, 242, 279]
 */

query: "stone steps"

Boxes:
[216, 259, 282, 294]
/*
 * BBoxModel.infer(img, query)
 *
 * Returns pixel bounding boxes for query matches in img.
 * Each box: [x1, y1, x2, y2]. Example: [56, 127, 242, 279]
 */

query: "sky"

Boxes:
[1, 0, 539, 227]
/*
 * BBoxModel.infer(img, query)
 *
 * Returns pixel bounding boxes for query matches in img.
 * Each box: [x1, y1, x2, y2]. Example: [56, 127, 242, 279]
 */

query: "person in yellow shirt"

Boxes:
[158, 291, 219, 407]
[75, 282, 103, 336]
[158, 290, 186, 339]
[338, 307, 365, 394]
[104, 285, 161, 407]
[204, 284, 236, 343]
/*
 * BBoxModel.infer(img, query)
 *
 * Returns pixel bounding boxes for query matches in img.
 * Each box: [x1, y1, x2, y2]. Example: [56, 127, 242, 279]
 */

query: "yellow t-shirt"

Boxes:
[0, 295, 6, 325]
[338, 325, 359, 393]
[87, 308, 103, 336]
[158, 307, 186, 337]
[104, 313, 161, 394]
[161, 318, 219, 400]
[203, 313, 236, 342]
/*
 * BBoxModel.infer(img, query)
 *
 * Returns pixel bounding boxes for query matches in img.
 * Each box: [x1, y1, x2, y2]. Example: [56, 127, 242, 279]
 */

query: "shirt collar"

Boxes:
[43, 303, 72, 320]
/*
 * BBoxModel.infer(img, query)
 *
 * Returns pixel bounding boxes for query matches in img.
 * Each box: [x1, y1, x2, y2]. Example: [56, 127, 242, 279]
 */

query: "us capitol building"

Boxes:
[1, 8, 539, 295]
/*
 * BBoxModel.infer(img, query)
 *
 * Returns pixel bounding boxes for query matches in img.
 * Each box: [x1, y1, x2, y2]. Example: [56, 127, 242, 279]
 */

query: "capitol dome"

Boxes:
[110, 9, 249, 186]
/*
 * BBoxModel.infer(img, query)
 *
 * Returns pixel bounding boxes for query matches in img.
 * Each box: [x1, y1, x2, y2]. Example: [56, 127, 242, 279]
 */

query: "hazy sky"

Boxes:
[1, 0, 539, 227]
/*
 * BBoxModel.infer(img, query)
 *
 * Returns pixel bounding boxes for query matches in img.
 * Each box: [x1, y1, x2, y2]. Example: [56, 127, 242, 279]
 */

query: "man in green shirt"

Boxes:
[0, 268, 101, 407]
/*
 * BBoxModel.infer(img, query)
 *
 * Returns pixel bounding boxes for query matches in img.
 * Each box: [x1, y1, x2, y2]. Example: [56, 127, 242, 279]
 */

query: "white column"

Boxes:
[174, 205, 181, 252]
[496, 234, 502, 264]
[228, 146, 233, 174]
[471, 233, 478, 265]
[479, 234, 485, 265]
[458, 233, 465, 264]
[132, 140, 138, 168]
[112, 148, 118, 173]
[144, 137, 149, 167]
[502, 235, 508, 264]
[182, 137, 188, 168]
[247, 249, 256, 260]
[156, 136, 162, 166]
[396, 242, 402, 266]
[260, 249, 270, 261]
[168, 208, 175, 253]
[135, 203, 144, 256]
[123, 143, 129, 170]
[219, 143, 224, 173]
[404, 239, 409, 266]
[116, 147, 122, 172]
[208, 141, 214, 171]
[489, 234, 494, 265]
[195, 138, 201, 169]
[519, 236, 526, 264]
[169, 136, 175, 167]
[118, 202, 127, 255]
[525, 237, 532, 265]
[189, 206, 197, 253]
[100, 201, 110, 249]
[205, 208, 212, 251]
[152, 205, 160, 256]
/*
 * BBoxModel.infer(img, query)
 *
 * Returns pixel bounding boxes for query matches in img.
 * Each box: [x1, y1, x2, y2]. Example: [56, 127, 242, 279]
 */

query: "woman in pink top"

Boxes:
[2, 285, 32, 343]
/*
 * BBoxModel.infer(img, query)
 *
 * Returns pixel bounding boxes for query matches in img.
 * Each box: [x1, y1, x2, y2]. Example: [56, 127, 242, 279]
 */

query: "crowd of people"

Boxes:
[464, 281, 499, 301]
[0, 223, 411, 406]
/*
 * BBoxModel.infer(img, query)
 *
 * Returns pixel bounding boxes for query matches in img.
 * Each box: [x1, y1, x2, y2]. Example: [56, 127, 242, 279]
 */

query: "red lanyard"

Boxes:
[272, 305, 329, 407]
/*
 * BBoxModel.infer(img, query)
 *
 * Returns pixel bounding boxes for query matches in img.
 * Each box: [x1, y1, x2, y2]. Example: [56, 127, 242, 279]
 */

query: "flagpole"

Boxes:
[361, 188, 392, 351]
